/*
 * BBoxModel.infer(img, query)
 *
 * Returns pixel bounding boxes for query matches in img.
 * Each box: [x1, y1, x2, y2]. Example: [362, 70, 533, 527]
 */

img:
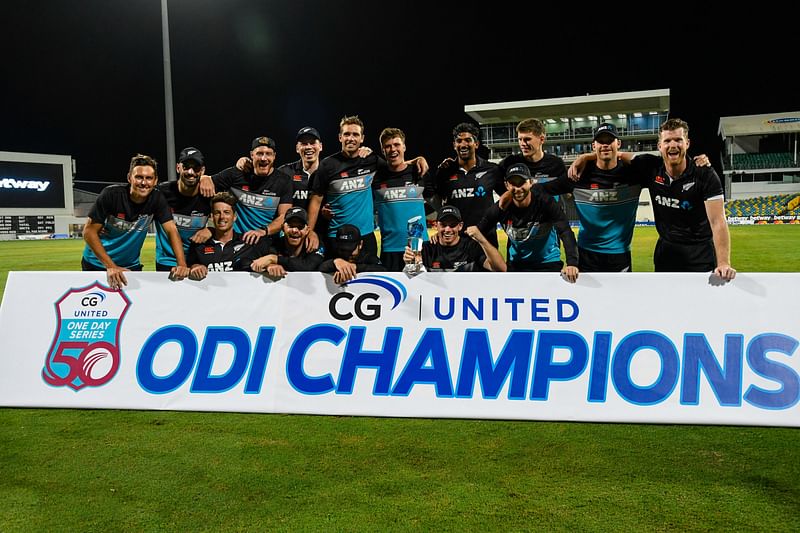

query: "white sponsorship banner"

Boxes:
[0, 271, 798, 427]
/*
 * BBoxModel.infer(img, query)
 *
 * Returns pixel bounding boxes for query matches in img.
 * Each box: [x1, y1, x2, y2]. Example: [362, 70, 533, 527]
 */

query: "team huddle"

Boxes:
[81, 115, 736, 290]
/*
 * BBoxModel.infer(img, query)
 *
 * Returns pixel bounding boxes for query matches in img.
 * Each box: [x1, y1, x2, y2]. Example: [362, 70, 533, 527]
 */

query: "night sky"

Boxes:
[2, 2, 796, 187]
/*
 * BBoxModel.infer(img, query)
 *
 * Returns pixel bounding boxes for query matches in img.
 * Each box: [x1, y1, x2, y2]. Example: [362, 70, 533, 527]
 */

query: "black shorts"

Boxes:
[653, 238, 715, 272]
[81, 258, 143, 272]
[579, 248, 632, 272]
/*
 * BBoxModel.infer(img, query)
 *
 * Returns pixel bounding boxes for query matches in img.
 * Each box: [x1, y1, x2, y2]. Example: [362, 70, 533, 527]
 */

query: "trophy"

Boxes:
[403, 215, 426, 276]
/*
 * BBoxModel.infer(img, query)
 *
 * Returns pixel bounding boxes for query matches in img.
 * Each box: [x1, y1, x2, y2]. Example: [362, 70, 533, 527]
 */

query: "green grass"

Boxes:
[1, 226, 799, 531]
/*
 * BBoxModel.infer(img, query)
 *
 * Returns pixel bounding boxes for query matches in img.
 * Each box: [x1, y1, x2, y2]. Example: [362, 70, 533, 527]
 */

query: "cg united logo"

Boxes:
[328, 275, 407, 321]
[42, 282, 130, 391]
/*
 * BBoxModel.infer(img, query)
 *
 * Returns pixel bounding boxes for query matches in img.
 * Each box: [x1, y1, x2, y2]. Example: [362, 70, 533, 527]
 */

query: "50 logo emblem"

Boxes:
[42, 282, 130, 391]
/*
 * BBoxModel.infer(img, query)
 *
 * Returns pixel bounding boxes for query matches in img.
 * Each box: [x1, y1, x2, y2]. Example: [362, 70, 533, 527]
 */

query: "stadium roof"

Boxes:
[464, 89, 670, 124]
[720, 112, 800, 137]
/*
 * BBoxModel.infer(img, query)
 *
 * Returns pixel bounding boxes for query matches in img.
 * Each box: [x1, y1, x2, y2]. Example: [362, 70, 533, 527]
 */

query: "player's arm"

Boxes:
[83, 218, 128, 289]
[705, 198, 736, 281]
[266, 203, 292, 236]
[465, 225, 506, 272]
[162, 220, 190, 280]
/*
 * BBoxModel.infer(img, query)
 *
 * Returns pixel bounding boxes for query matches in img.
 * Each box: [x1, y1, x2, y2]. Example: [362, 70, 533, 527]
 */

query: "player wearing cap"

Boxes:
[373, 127, 430, 271]
[319, 224, 386, 284]
[82, 154, 189, 289]
[202, 136, 293, 245]
[403, 205, 506, 272]
[249, 206, 325, 278]
[186, 192, 272, 280]
[424, 122, 504, 248]
[537, 123, 642, 272]
[308, 116, 428, 258]
[479, 164, 579, 282]
[569, 118, 734, 280]
[154, 147, 212, 272]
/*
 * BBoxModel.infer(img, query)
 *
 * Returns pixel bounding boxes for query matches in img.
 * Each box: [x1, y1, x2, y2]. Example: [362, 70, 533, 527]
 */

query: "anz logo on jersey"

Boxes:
[654, 195, 693, 210]
[451, 185, 487, 199]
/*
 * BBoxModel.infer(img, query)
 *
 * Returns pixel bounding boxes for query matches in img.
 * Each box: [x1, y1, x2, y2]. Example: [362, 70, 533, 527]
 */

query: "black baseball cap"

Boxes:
[594, 123, 619, 141]
[296, 126, 321, 142]
[437, 205, 462, 222]
[284, 206, 308, 224]
[505, 164, 532, 182]
[335, 224, 361, 255]
[178, 147, 204, 166]
[251, 136, 277, 151]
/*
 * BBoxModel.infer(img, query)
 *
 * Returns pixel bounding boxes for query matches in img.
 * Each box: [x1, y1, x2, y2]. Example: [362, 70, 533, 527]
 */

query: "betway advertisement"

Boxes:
[0, 272, 797, 427]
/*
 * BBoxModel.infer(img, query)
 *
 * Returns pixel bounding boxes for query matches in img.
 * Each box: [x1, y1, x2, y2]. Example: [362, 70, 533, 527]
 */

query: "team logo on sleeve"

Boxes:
[42, 282, 131, 391]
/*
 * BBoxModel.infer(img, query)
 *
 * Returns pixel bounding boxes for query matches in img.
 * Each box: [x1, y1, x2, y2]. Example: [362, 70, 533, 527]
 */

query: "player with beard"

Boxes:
[479, 164, 579, 281]
[372, 127, 429, 271]
[154, 147, 212, 272]
[403, 205, 505, 272]
[424, 122, 504, 247]
[569, 118, 734, 279]
[249, 206, 325, 277]
[82, 153, 189, 289]
[186, 192, 272, 280]
[200, 136, 293, 245]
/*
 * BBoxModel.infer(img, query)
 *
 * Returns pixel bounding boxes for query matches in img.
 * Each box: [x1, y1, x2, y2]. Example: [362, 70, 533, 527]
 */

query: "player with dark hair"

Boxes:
[319, 224, 386, 284]
[249, 206, 325, 278]
[186, 192, 272, 280]
[403, 205, 505, 272]
[154, 146, 212, 272]
[424, 122, 504, 247]
[479, 164, 579, 281]
[82, 153, 189, 289]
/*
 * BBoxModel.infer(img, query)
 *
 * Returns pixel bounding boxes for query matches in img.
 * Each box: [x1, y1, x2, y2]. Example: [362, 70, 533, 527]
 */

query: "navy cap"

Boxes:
[296, 126, 321, 142]
[335, 224, 361, 255]
[284, 206, 308, 224]
[593, 123, 619, 141]
[437, 205, 462, 222]
[178, 147, 204, 165]
[505, 164, 532, 181]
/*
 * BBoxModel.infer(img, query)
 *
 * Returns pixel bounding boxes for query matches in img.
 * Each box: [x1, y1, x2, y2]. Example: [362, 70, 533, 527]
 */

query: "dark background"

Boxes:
[2, 2, 795, 185]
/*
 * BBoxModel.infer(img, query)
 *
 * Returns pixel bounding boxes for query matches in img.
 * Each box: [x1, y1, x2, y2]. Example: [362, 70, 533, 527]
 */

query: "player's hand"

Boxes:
[266, 264, 287, 279]
[412, 156, 429, 176]
[243, 229, 266, 245]
[169, 265, 190, 281]
[693, 154, 711, 167]
[250, 255, 276, 273]
[190, 227, 212, 243]
[106, 265, 129, 290]
[356, 146, 373, 158]
[465, 225, 486, 244]
[305, 230, 320, 252]
[561, 265, 579, 283]
[236, 157, 253, 173]
[567, 160, 585, 181]
[188, 264, 208, 281]
[199, 175, 215, 197]
[713, 263, 736, 281]
[333, 259, 357, 283]
[429, 231, 441, 245]
[403, 246, 416, 264]
[438, 157, 456, 170]
[321, 204, 334, 220]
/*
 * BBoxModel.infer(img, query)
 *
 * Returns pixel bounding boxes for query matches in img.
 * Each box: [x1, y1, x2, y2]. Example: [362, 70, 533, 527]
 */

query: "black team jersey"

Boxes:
[425, 156, 504, 247]
[631, 154, 724, 244]
[277, 160, 312, 210]
[154, 181, 211, 267]
[421, 238, 487, 272]
[211, 168, 292, 234]
[187, 234, 272, 272]
[271, 237, 325, 271]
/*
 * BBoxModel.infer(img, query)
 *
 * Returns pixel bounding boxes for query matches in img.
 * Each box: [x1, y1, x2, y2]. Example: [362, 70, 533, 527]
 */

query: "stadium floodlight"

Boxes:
[546, 118, 556, 124]
[603, 115, 612, 120]
[588, 115, 598, 120]
[560, 117, 569, 123]
[574, 117, 585, 122]
[617, 114, 626, 119]
[633, 112, 643, 118]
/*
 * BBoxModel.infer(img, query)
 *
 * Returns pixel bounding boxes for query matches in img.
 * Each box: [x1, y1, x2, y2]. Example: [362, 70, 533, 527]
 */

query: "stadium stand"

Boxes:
[726, 193, 800, 217]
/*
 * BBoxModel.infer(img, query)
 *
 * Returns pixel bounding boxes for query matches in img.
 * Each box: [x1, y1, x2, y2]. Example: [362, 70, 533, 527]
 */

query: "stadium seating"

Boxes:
[725, 193, 800, 217]
[723, 152, 798, 170]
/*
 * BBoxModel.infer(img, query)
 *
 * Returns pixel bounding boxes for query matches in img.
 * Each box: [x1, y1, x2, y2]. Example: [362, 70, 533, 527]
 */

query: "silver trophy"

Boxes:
[403, 215, 426, 276]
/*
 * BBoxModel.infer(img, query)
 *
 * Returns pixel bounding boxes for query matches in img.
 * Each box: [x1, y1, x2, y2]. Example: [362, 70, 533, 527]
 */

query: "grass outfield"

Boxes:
[1, 226, 799, 531]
